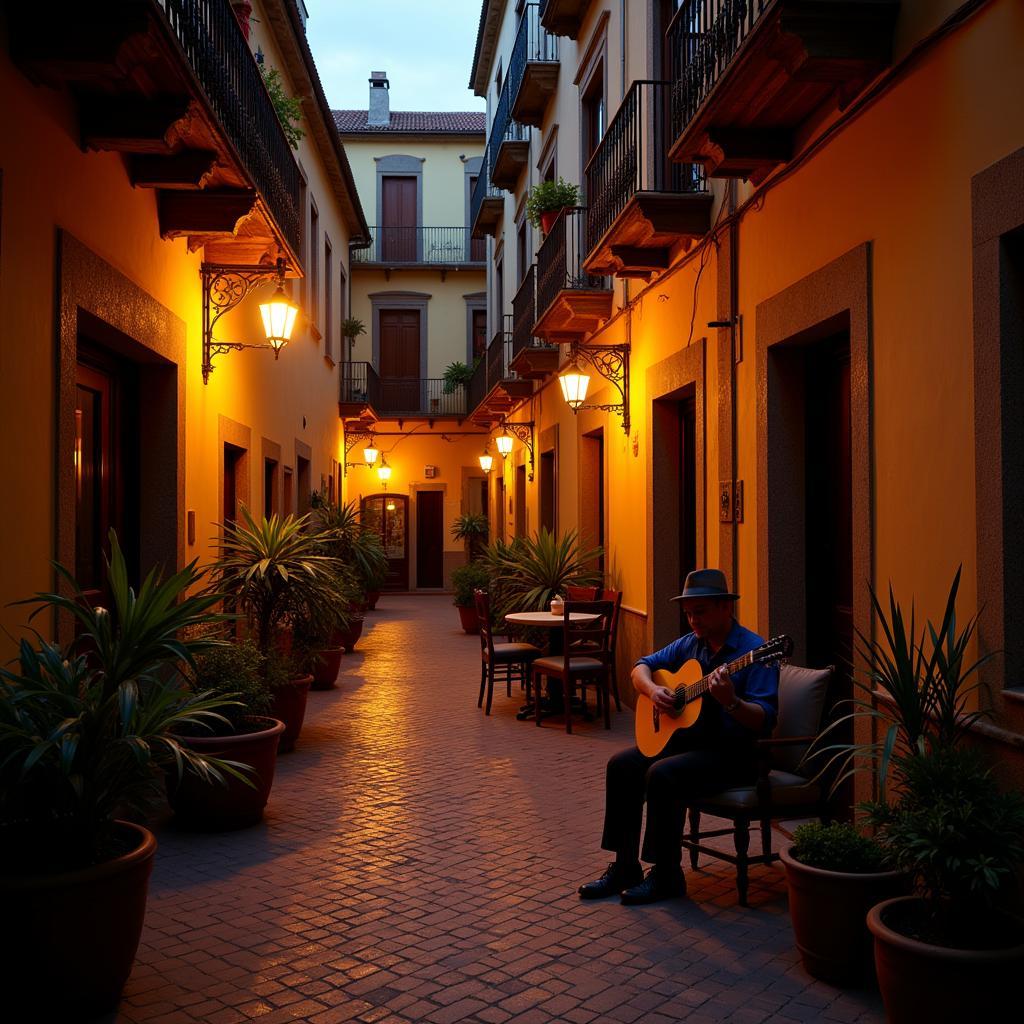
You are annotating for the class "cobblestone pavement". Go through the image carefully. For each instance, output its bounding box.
[107,595,883,1024]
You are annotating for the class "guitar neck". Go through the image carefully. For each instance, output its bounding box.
[678,651,754,703]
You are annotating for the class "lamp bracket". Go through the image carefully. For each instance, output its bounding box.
[201,258,287,384]
[343,429,375,472]
[570,343,630,434]
[500,419,536,481]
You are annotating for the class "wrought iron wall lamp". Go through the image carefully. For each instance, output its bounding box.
[343,429,377,472]
[558,342,630,434]
[496,419,536,481]
[201,257,299,383]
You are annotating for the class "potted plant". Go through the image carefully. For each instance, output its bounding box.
[211,507,345,750]
[316,499,389,612]
[0,533,241,1014]
[526,177,580,234]
[169,638,287,827]
[442,360,473,395]
[341,317,367,362]
[451,561,491,633]
[452,511,489,562]
[259,64,304,149]
[780,822,907,985]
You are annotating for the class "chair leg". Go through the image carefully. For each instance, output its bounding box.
[477,662,486,709]
[761,816,772,858]
[734,816,751,906]
[534,670,543,726]
[601,671,611,730]
[611,663,622,712]
[485,663,495,715]
[564,677,573,734]
[507,663,513,698]
[688,808,701,869]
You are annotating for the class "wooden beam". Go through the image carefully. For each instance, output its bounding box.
[609,246,670,272]
[80,95,192,154]
[157,189,258,238]
[129,151,219,189]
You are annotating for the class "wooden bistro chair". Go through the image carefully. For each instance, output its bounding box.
[568,589,624,712]
[531,600,615,733]
[565,585,599,600]
[473,589,542,715]
[682,664,833,906]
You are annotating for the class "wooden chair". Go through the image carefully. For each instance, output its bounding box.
[600,589,623,711]
[565,585,599,600]
[682,664,833,905]
[473,589,542,715]
[531,600,614,733]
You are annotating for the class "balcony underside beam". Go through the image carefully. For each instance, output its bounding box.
[129,150,220,189]
[534,290,613,341]
[158,189,259,238]
[511,64,559,127]
[492,141,529,191]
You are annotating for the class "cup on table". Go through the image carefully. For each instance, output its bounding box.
[550,597,565,616]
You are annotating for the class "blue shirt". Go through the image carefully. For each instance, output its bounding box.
[637,619,779,738]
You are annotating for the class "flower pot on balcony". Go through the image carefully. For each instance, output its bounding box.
[867,896,1024,1024]
[270,675,312,752]
[311,647,344,690]
[169,716,285,829]
[1,820,156,1015]
[780,844,908,985]
[458,604,480,634]
[540,208,568,234]
[230,1,253,39]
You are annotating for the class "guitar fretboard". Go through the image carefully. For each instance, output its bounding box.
[674,651,754,706]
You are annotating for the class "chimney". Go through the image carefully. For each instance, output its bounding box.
[368,71,390,127]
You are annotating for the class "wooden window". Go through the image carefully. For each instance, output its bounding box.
[517,217,528,286]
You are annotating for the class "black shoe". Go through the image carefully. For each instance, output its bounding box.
[578,860,644,900]
[619,866,687,905]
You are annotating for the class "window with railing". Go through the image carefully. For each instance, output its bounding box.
[537,207,608,320]
[339,362,469,416]
[351,227,484,265]
[586,80,707,251]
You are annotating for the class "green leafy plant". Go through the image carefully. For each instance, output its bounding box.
[210,507,346,659]
[0,533,244,873]
[451,561,491,609]
[315,500,389,596]
[184,638,273,736]
[452,512,489,561]
[260,65,304,148]
[341,318,366,339]
[482,528,602,622]
[864,747,1024,947]
[810,568,992,799]
[442,360,473,394]
[526,177,579,230]
[791,822,890,874]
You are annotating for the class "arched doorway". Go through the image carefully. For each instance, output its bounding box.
[361,493,409,590]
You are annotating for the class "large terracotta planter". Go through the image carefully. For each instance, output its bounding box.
[457,603,480,634]
[780,844,908,985]
[338,615,365,653]
[169,716,285,829]
[311,646,344,690]
[868,896,1024,1023]
[270,674,312,752]
[0,820,156,1014]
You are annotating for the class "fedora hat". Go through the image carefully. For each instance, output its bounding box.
[670,568,739,602]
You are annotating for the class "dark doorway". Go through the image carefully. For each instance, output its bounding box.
[264,457,278,519]
[582,429,605,576]
[283,467,293,516]
[678,395,697,633]
[515,464,527,536]
[416,490,445,587]
[495,475,506,542]
[296,454,311,512]
[379,308,420,412]
[75,351,140,602]
[381,175,417,261]
[539,450,555,533]
[361,493,409,589]
[224,443,245,525]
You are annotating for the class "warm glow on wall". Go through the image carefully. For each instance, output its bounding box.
[258,283,299,355]
[558,364,591,409]
[496,433,514,458]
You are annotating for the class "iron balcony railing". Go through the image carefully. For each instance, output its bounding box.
[537,207,608,322]
[468,344,489,412]
[669,0,769,143]
[470,157,502,230]
[339,362,468,416]
[586,80,707,252]
[508,3,559,110]
[513,264,553,360]
[157,0,300,255]
[486,314,515,388]
[487,76,529,185]
[351,226,485,266]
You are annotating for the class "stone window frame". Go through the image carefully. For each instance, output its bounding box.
[375,154,425,260]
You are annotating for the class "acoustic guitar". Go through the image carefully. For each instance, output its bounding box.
[634,635,793,757]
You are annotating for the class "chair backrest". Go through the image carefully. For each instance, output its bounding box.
[599,589,622,654]
[772,664,833,775]
[473,588,497,658]
[565,585,599,601]
[561,600,614,668]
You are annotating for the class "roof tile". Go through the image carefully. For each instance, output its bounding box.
[333,110,486,134]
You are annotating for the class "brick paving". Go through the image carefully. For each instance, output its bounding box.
[105,595,883,1024]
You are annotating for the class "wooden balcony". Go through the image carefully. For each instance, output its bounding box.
[8,0,302,269]
[584,81,713,279]
[534,208,613,342]
[508,4,559,128]
[539,0,594,40]
[668,0,899,183]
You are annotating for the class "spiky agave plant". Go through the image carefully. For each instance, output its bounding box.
[0,532,246,871]
[315,500,389,596]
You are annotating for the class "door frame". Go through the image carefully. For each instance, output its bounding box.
[375,155,424,233]
[369,291,430,379]
[361,492,411,590]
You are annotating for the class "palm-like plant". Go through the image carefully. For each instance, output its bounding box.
[211,507,348,657]
[452,512,489,561]
[0,533,243,872]
[483,528,602,622]
[315,500,389,596]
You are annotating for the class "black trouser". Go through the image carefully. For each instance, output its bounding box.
[600,727,757,867]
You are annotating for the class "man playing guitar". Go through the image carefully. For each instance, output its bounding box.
[578,569,780,905]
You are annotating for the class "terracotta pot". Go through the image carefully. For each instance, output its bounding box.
[457,603,480,634]
[230,0,253,39]
[270,674,312,752]
[169,716,285,829]
[540,208,566,234]
[311,647,344,690]
[868,896,1024,1023]
[365,590,381,610]
[338,616,365,653]
[0,820,156,1014]
[780,844,908,985]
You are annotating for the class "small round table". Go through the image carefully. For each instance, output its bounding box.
[505,610,599,720]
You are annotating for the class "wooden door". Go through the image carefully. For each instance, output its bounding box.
[361,494,409,590]
[381,176,416,261]
[379,309,420,412]
[416,491,444,588]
